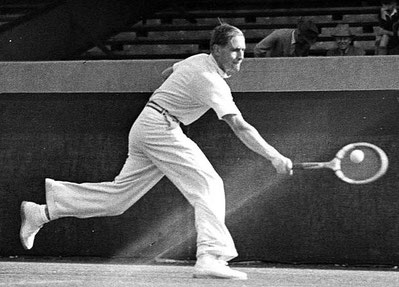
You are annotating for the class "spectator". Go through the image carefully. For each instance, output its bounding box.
[327,24,366,56]
[375,0,399,55]
[254,18,319,57]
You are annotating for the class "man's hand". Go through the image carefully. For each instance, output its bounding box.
[271,155,293,175]
[381,28,393,36]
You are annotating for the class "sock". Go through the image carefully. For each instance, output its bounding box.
[39,205,51,224]
[44,206,51,221]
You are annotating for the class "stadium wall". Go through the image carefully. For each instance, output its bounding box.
[0,56,398,266]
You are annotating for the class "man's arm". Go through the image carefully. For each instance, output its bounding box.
[223,113,292,174]
[253,33,275,57]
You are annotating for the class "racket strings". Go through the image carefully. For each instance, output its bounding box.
[337,144,388,184]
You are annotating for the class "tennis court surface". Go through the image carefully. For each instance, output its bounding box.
[1,259,399,287]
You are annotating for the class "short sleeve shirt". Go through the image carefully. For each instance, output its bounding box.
[150,53,241,125]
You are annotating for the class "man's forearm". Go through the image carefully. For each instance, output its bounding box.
[233,124,281,161]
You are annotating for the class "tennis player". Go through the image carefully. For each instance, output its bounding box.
[20,24,292,280]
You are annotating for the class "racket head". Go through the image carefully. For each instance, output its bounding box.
[334,142,389,184]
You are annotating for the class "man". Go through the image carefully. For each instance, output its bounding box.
[20,24,292,280]
[327,24,365,56]
[376,0,399,55]
[254,18,319,57]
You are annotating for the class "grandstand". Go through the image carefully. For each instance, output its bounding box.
[83,1,382,58]
[0,0,384,60]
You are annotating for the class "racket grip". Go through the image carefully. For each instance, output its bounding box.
[293,162,323,169]
[293,163,306,169]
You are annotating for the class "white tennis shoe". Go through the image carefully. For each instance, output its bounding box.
[193,254,247,280]
[20,201,49,250]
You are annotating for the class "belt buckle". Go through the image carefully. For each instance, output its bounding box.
[147,101,179,124]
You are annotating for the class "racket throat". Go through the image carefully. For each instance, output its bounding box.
[327,157,341,171]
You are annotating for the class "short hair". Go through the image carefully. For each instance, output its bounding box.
[297,19,319,36]
[210,24,243,49]
[381,0,396,4]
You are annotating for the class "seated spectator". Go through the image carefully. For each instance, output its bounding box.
[254,18,319,57]
[327,24,366,56]
[375,0,399,55]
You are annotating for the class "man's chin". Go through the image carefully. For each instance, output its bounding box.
[226,66,241,76]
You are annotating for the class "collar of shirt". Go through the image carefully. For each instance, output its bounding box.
[291,30,296,45]
[209,54,231,79]
[382,8,398,20]
[289,30,297,55]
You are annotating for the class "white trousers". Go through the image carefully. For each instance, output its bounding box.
[45,106,238,261]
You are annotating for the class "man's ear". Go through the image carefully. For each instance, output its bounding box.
[212,44,221,56]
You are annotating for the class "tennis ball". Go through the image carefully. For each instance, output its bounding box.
[350,149,364,164]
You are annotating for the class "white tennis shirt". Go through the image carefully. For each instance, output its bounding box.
[150,53,241,126]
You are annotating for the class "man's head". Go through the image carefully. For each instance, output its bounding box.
[210,24,246,76]
[381,0,397,13]
[294,19,319,56]
[331,24,354,51]
[296,19,319,46]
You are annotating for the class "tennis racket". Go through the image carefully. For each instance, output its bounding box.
[293,142,389,184]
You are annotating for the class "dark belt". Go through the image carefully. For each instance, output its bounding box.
[146,100,179,123]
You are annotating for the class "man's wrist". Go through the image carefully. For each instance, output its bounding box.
[267,152,282,162]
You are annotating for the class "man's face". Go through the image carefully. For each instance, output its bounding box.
[335,36,351,51]
[297,32,317,46]
[295,32,317,56]
[213,35,246,76]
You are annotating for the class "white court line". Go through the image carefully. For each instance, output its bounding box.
[0,280,83,286]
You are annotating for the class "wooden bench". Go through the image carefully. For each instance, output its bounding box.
[0,0,64,31]
[107,35,376,45]
[148,6,380,22]
[126,20,379,37]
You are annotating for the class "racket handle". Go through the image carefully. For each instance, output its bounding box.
[293,162,324,169]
